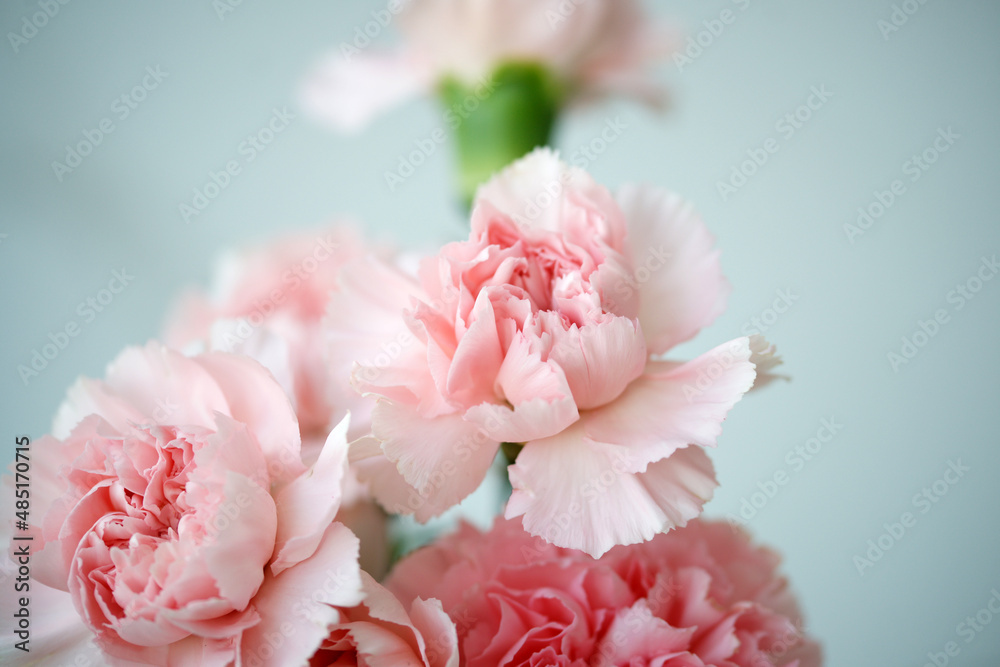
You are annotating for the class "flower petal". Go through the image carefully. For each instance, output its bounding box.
[52,342,229,438]
[616,185,730,354]
[371,402,499,521]
[581,337,758,471]
[463,331,579,443]
[194,351,304,483]
[507,424,717,558]
[301,50,433,132]
[472,148,626,248]
[239,522,363,667]
[541,314,646,410]
[271,415,351,575]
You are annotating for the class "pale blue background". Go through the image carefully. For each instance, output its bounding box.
[2,1,999,665]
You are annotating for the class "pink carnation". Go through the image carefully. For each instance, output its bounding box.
[351,149,775,557]
[12,343,364,666]
[302,0,675,132]
[387,517,822,667]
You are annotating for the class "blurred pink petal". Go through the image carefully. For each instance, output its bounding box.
[303,0,676,131]
[302,51,434,132]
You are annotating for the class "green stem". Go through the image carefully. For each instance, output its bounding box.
[439,62,565,211]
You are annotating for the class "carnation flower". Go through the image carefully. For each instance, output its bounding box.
[350,148,777,557]
[386,517,822,667]
[8,343,364,666]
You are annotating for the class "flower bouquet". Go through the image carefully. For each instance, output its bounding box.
[3,1,822,665]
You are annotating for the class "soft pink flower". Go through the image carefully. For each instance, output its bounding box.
[302,0,675,131]
[351,149,777,557]
[309,572,459,667]
[164,227,412,577]
[164,226,372,442]
[13,343,363,666]
[387,517,822,667]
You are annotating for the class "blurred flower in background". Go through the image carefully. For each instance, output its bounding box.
[302,0,676,204]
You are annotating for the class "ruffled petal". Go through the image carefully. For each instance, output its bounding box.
[463,331,579,443]
[370,402,499,521]
[615,185,730,354]
[507,424,717,558]
[581,337,758,471]
[472,148,626,249]
[326,254,424,438]
[330,572,458,667]
[593,600,693,663]
[350,444,437,521]
[542,315,646,410]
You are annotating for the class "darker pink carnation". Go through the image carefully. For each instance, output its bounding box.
[387,517,821,667]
